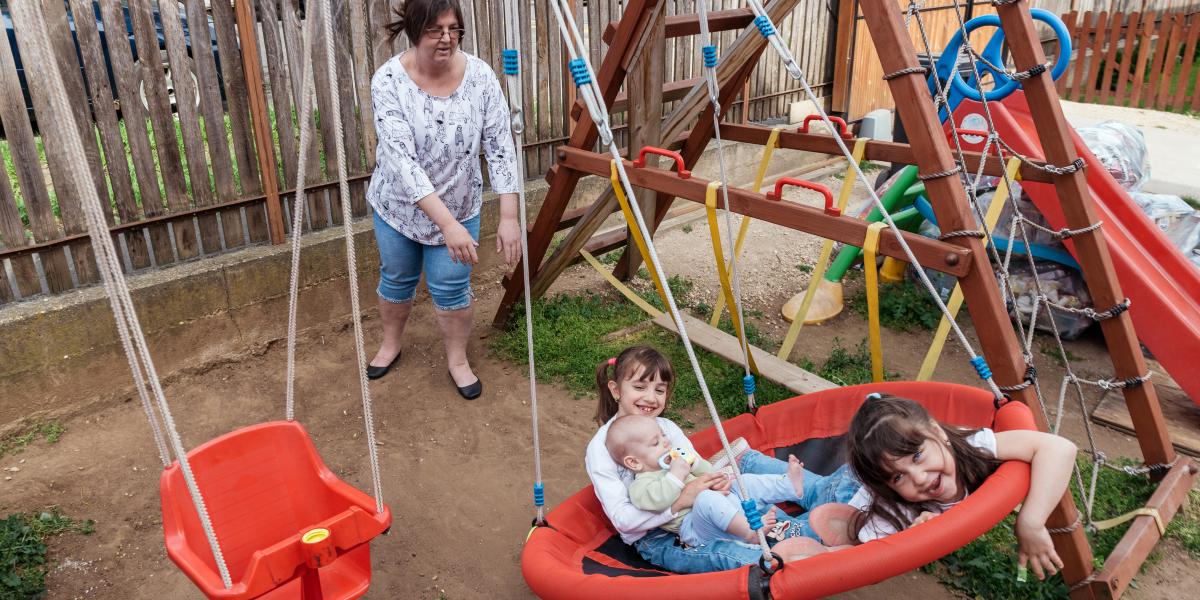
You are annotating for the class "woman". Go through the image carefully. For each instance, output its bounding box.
[367,0,521,399]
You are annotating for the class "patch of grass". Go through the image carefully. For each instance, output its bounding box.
[491,289,795,420]
[681,224,694,234]
[1181,196,1200,211]
[848,279,942,332]
[598,249,622,265]
[0,509,94,600]
[796,263,814,274]
[1039,343,1081,368]
[0,420,65,461]
[809,337,898,385]
[929,457,1200,599]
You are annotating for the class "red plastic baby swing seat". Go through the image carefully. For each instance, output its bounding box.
[522,382,1036,599]
[160,421,392,599]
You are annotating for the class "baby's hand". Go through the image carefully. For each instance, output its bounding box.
[1015,521,1064,581]
[668,452,692,479]
[761,505,778,530]
[912,511,938,526]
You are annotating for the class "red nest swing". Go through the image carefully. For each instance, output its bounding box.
[522,381,1035,599]
[160,421,392,599]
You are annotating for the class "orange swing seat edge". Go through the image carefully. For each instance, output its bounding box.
[522,382,1036,600]
[160,420,392,600]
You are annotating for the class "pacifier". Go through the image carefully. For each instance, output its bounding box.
[657,447,696,470]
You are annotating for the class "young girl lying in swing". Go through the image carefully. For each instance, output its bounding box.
[810,393,1076,581]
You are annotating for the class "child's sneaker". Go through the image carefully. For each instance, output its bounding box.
[709,437,750,471]
[764,520,793,546]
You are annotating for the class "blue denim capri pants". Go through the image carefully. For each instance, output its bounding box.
[374,211,480,311]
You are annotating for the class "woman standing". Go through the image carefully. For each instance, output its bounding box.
[367,0,521,399]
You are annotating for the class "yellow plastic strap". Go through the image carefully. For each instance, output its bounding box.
[610,160,669,311]
[710,126,782,327]
[917,157,1022,381]
[862,222,887,382]
[706,181,759,374]
[578,249,663,318]
[1092,507,1165,536]
[778,137,870,360]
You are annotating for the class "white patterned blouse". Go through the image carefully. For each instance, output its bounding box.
[366,51,519,245]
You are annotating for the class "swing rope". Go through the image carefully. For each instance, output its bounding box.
[499,0,547,525]
[7,2,233,588]
[742,0,1008,402]
[547,0,776,563]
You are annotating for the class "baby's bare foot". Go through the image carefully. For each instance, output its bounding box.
[787,455,805,498]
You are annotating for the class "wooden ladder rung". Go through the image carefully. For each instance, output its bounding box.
[602,9,755,45]
[572,77,702,120]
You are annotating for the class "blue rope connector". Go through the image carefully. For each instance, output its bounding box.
[533,483,545,507]
[743,374,756,396]
[502,48,519,75]
[754,15,776,38]
[702,45,718,68]
[971,356,993,381]
[568,58,591,86]
[742,499,763,530]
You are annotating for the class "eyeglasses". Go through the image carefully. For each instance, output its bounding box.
[423,27,466,41]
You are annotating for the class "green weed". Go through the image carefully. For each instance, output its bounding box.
[811,338,897,385]
[0,509,94,600]
[848,279,942,332]
[0,421,65,461]
[1039,343,1081,368]
[681,224,694,234]
[796,263,814,273]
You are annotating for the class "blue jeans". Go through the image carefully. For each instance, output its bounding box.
[373,211,480,310]
[680,473,799,547]
[634,452,863,572]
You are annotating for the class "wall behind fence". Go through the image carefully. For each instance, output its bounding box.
[0,0,836,308]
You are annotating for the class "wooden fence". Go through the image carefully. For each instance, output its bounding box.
[1059,8,1200,112]
[0,0,840,307]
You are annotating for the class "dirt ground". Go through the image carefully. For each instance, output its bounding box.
[3,168,1198,599]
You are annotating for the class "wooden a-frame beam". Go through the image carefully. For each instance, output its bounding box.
[602,9,756,45]
[857,0,1096,589]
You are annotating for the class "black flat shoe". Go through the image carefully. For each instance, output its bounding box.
[366,351,401,380]
[450,372,482,400]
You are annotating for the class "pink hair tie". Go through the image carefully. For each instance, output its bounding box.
[607,357,617,366]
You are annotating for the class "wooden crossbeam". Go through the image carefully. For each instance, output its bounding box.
[719,123,1059,183]
[557,146,971,277]
[602,9,756,44]
[574,77,702,120]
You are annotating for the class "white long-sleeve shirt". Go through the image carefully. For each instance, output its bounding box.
[585,416,698,544]
[366,51,518,245]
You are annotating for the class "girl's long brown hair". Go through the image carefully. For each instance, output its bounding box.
[594,346,676,425]
[846,394,1001,540]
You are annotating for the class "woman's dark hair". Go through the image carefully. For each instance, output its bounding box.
[594,346,676,425]
[846,394,1001,541]
[385,0,466,45]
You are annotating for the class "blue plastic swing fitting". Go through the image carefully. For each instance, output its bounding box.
[568,58,591,86]
[702,45,718,68]
[533,483,545,507]
[743,375,756,396]
[502,49,519,75]
[742,499,764,530]
[971,356,993,380]
[753,15,775,37]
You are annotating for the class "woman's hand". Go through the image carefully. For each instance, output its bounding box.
[444,221,479,265]
[1015,520,1064,581]
[670,473,724,513]
[496,215,521,267]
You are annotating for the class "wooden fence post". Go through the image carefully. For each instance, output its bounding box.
[234,0,286,245]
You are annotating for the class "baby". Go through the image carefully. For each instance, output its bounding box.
[606,414,807,547]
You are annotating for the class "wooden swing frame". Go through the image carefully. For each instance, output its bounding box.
[495,1,1196,597]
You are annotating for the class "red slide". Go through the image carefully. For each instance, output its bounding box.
[948,92,1200,406]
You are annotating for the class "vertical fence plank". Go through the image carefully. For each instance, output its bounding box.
[258,0,299,186]
[211,0,264,198]
[371,0,395,70]
[1114,12,1142,105]
[1146,12,1172,107]
[185,0,237,210]
[309,3,336,228]
[94,0,173,265]
[524,0,541,173]
[1084,11,1109,103]
[1171,13,1198,110]
[336,0,365,181]
[66,0,147,270]
[1156,12,1184,110]
[535,0,552,177]
[0,158,38,300]
[1099,10,1125,103]
[1130,11,1157,107]
[1070,12,1094,101]
[1058,10,1078,96]
[350,0,377,172]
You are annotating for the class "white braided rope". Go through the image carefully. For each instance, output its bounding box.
[321,0,385,514]
[285,1,320,422]
[549,0,776,562]
[500,0,546,523]
[6,2,233,588]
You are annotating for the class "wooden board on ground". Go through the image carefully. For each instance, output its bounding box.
[1093,373,1200,457]
[652,312,837,396]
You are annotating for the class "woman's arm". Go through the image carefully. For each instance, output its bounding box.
[417,194,479,264]
[994,429,1077,580]
[495,193,519,267]
[481,71,521,267]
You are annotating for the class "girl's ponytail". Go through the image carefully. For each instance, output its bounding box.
[595,357,619,425]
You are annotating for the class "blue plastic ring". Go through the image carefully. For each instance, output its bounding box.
[945,9,1071,102]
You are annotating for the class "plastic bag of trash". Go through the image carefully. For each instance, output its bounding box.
[1006,261,1094,340]
[1076,121,1150,191]
[1129,191,1200,255]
